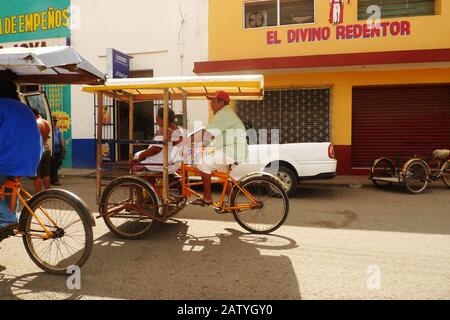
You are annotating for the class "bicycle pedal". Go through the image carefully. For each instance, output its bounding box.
[214,208,232,215]
[189,200,212,207]
[0,229,15,242]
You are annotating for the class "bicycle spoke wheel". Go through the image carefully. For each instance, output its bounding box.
[230,176,289,234]
[371,158,396,188]
[20,190,93,275]
[404,161,429,194]
[442,161,450,188]
[100,177,160,239]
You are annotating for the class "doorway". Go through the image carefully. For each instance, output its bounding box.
[117,69,155,161]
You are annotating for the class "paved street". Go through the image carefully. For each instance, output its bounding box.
[0,173,449,300]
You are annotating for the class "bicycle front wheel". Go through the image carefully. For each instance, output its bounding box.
[230,176,289,234]
[19,190,94,275]
[442,161,450,188]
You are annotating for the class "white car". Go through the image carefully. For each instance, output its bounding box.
[231,142,337,196]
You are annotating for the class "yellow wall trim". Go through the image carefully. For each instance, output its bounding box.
[209,0,450,61]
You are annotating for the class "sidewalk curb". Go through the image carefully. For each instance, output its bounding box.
[60,169,96,178]
[302,181,372,188]
[60,170,374,187]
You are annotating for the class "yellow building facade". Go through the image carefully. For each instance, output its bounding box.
[195,0,450,174]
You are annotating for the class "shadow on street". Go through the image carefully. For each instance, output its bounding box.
[0,221,301,300]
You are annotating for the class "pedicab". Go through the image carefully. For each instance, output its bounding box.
[83,75,290,239]
[0,46,104,274]
[369,142,450,194]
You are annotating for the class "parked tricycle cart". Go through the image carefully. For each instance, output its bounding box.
[369,143,450,194]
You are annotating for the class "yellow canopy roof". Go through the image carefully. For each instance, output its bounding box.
[82,75,264,102]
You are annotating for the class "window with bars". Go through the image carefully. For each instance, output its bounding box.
[236,88,330,144]
[244,0,314,29]
[358,0,435,20]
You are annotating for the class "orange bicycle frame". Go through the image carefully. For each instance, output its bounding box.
[180,163,259,211]
[0,178,56,239]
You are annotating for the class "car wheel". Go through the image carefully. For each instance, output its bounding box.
[275,166,298,197]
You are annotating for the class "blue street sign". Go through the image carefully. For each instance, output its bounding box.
[107,48,130,79]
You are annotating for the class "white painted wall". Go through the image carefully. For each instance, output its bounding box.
[70,0,209,139]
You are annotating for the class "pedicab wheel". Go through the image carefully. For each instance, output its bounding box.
[442,162,450,188]
[404,160,429,194]
[19,190,94,275]
[230,176,289,234]
[100,176,160,239]
[371,158,395,188]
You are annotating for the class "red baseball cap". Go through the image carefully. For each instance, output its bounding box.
[206,90,230,104]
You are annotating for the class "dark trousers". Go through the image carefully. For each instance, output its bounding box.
[51,152,63,185]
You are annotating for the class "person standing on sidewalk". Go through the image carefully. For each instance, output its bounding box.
[32,109,52,192]
[51,117,65,186]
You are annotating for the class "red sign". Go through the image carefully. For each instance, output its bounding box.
[267,21,411,45]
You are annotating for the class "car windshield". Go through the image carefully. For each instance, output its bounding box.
[25,94,49,121]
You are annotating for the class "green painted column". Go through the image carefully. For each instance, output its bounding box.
[44,85,72,168]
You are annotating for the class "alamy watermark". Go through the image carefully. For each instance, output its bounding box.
[366,5,381,29]
[183,125,281,171]
[69,5,82,31]
[66,265,81,290]
[367,265,382,290]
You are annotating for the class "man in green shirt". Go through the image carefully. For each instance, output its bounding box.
[192,91,248,206]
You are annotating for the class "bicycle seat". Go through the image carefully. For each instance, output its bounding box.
[432,149,450,160]
[210,163,239,175]
[228,162,239,170]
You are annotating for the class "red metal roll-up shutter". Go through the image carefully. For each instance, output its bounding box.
[352,85,450,168]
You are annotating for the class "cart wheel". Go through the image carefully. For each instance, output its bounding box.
[404,160,429,194]
[99,176,161,239]
[442,161,450,188]
[230,176,289,234]
[371,158,395,188]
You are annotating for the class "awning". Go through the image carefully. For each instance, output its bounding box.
[82,75,264,101]
[194,49,450,75]
[0,46,105,85]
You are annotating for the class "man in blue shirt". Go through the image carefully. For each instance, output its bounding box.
[0,79,42,235]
